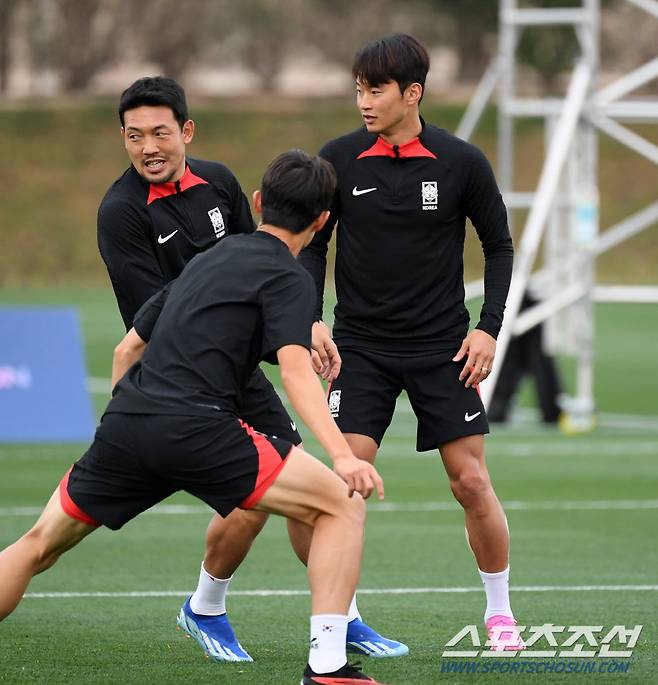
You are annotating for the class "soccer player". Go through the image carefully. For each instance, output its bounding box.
[98,76,403,661]
[299,34,524,650]
[0,150,387,685]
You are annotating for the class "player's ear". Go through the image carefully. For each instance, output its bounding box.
[406,83,422,106]
[182,119,195,143]
[312,210,330,233]
[252,190,262,215]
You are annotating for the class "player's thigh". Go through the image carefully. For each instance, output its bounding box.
[439,434,488,482]
[254,447,364,527]
[25,487,98,563]
[328,348,401,447]
[344,433,378,464]
[239,367,302,444]
[403,355,489,452]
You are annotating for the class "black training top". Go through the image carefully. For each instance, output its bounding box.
[298,120,514,355]
[107,232,315,418]
[97,157,255,330]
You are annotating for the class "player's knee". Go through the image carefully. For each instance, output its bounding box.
[306,488,365,532]
[343,492,366,528]
[450,469,492,509]
[320,492,365,538]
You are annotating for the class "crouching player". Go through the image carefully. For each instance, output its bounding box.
[0,151,386,685]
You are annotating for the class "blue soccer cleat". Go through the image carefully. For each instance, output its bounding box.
[176,597,253,662]
[346,618,409,658]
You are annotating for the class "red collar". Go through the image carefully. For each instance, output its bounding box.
[147,165,208,205]
[357,136,437,160]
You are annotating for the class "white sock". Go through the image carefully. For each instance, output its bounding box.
[479,566,513,622]
[347,594,361,622]
[189,563,231,616]
[308,614,348,674]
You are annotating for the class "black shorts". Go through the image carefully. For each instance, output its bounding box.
[327,348,489,451]
[60,411,292,530]
[240,368,301,444]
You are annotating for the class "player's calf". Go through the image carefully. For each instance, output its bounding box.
[202,508,269,579]
[258,452,366,615]
[255,448,377,679]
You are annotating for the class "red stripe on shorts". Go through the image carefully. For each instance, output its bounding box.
[58,468,101,527]
[238,420,291,509]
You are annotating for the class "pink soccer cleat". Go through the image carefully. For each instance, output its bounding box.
[485,615,526,651]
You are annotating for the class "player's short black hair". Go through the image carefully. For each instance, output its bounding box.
[119,76,189,129]
[261,150,336,234]
[352,33,430,100]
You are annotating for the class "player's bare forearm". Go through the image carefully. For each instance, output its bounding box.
[111,328,147,389]
[277,344,383,499]
[279,345,352,460]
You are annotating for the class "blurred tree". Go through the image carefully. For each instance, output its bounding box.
[516,0,581,91]
[417,0,619,90]
[301,0,450,78]
[303,0,405,65]
[2,0,634,99]
[135,0,216,80]
[418,0,498,81]
[46,0,126,92]
[230,0,305,92]
[602,0,657,91]
[516,0,616,91]
[517,25,580,91]
[0,0,20,94]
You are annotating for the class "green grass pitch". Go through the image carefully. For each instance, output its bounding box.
[0,287,657,684]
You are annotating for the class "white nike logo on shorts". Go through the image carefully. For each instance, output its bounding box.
[290,420,297,432]
[352,186,377,196]
[465,411,481,422]
[158,229,178,244]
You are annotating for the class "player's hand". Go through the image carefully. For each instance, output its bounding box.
[333,456,384,500]
[311,320,341,382]
[311,349,324,375]
[453,329,496,388]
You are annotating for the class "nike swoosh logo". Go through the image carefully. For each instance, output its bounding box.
[157,230,178,244]
[465,411,481,422]
[352,186,377,196]
[290,420,297,432]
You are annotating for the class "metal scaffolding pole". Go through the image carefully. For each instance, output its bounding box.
[482,61,593,407]
[457,0,658,429]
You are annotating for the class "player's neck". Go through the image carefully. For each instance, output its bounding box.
[257,225,306,256]
[379,112,422,147]
[169,159,188,183]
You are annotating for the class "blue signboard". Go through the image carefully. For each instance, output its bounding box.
[0,308,95,442]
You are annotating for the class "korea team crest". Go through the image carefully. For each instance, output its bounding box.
[328,390,342,417]
[208,207,226,238]
[421,181,438,211]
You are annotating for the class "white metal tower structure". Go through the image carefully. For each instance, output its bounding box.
[457,0,658,429]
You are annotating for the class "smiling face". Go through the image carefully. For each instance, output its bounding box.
[356,79,422,143]
[122,105,194,184]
